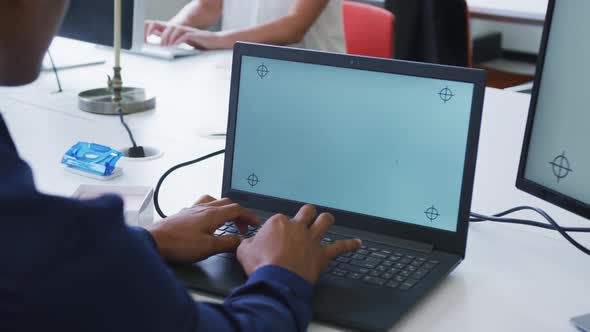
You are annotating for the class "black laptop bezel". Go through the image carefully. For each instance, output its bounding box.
[223,42,486,257]
[515,1,590,220]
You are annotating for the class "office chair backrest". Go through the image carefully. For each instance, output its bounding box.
[343,1,395,59]
[385,0,471,67]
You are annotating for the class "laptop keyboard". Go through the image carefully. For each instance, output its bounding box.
[215,222,439,291]
[214,222,259,238]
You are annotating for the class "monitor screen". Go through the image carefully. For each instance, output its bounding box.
[231,55,475,232]
[59,0,135,49]
[521,0,590,209]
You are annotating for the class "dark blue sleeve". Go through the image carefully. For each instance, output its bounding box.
[129,227,314,332]
[0,116,314,331]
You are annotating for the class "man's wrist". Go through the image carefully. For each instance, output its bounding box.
[130,227,161,254]
[248,265,314,302]
[146,228,166,257]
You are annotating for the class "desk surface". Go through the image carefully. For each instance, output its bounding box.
[466,0,548,25]
[0,39,588,332]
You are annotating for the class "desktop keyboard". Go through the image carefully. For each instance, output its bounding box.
[138,44,200,60]
[215,222,439,291]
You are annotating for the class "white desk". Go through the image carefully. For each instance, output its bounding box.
[1,40,588,332]
[467,0,548,25]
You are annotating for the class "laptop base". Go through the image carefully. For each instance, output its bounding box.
[172,239,461,332]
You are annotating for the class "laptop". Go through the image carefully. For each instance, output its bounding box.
[173,42,486,332]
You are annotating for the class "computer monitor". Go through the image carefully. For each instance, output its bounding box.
[56,0,196,60]
[517,0,590,220]
[59,0,143,51]
[43,0,143,70]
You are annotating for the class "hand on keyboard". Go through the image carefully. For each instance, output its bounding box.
[236,205,362,284]
[148,195,260,263]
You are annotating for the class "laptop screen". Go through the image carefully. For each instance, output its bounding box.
[230,55,474,232]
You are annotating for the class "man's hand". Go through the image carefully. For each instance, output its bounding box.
[149,195,259,263]
[237,205,362,284]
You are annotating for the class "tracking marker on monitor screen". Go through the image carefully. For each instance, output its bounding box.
[549,151,573,183]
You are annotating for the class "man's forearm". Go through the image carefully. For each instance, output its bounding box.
[130,227,313,332]
[195,266,314,332]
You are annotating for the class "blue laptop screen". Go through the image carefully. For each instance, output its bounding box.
[231,55,474,232]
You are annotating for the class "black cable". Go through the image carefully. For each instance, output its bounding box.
[154,149,226,219]
[470,213,590,232]
[470,206,590,255]
[47,50,63,94]
[117,106,138,148]
[151,152,590,255]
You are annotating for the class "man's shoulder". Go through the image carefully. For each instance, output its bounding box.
[0,114,130,259]
[0,189,127,242]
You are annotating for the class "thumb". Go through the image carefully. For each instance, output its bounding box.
[210,235,242,254]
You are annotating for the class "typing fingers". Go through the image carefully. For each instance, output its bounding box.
[144,20,165,40]
[324,239,363,259]
[193,195,216,206]
[167,27,188,47]
[160,24,178,46]
[292,204,318,227]
[209,203,260,233]
[204,197,233,207]
[309,212,335,240]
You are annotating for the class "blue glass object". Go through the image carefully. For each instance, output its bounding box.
[62,142,122,176]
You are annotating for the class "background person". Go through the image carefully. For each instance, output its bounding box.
[145,0,346,52]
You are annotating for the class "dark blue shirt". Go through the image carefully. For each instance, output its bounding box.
[0,114,313,331]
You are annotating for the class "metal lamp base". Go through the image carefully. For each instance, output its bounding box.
[78,87,156,115]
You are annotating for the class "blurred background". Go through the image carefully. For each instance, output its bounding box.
[146,0,543,89]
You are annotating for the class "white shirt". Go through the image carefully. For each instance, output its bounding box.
[221,0,346,53]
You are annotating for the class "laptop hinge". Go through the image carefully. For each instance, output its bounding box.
[328,225,434,254]
[249,209,434,254]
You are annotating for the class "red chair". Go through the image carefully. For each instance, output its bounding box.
[343,1,395,59]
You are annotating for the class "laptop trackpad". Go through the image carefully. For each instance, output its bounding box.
[172,254,247,296]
